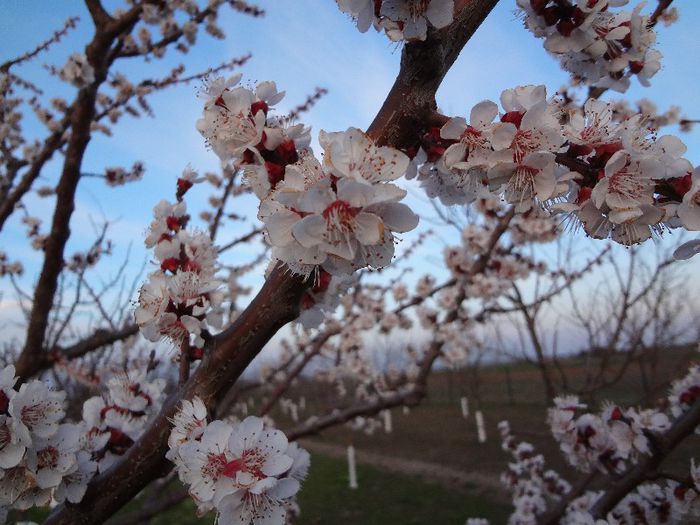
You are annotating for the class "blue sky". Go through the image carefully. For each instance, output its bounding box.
[1,0,699,354]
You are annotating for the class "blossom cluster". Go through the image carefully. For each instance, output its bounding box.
[0,364,78,516]
[81,369,165,473]
[167,402,309,525]
[0,252,23,277]
[0,364,166,521]
[336,0,455,41]
[126,0,263,58]
[411,84,696,246]
[196,76,419,279]
[497,420,571,524]
[548,395,670,474]
[516,0,661,92]
[258,129,419,277]
[478,365,700,525]
[58,53,95,88]
[135,169,224,352]
[443,220,549,301]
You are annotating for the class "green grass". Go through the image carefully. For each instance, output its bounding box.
[297,453,509,525]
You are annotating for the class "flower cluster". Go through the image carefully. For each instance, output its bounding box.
[0,251,23,277]
[196,76,420,278]
[412,86,569,210]
[336,0,455,41]
[498,420,571,524]
[668,364,700,430]
[548,395,670,474]
[258,129,419,277]
[0,365,80,515]
[168,404,309,525]
[516,0,661,92]
[443,220,548,300]
[411,84,695,246]
[104,161,145,187]
[58,53,95,88]
[479,364,700,524]
[196,74,310,200]
[81,369,165,473]
[135,169,224,351]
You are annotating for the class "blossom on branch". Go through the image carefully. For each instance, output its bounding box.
[168,405,309,525]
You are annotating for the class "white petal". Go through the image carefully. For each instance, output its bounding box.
[291,215,326,248]
[377,202,419,233]
[353,213,383,245]
[440,117,466,140]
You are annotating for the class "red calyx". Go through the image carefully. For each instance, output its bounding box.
[669,173,693,197]
[277,139,299,165]
[679,391,696,405]
[161,257,180,273]
[426,145,445,162]
[567,143,593,158]
[0,391,8,414]
[177,178,193,196]
[242,149,257,165]
[501,111,524,129]
[557,19,576,37]
[629,61,644,74]
[265,161,285,188]
[189,347,204,361]
[572,8,587,26]
[593,141,623,165]
[620,30,632,49]
[610,406,623,420]
[107,428,134,454]
[674,486,688,500]
[300,292,315,311]
[543,6,559,26]
[251,100,268,117]
[166,216,182,232]
[530,0,548,14]
[313,269,332,293]
[425,127,442,142]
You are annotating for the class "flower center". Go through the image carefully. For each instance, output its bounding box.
[202,452,228,480]
[223,449,266,484]
[322,200,360,232]
[37,446,59,469]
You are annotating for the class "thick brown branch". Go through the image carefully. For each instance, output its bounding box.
[367,0,500,149]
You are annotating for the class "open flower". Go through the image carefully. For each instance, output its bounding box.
[260,130,418,276]
[9,380,65,446]
[171,414,308,525]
